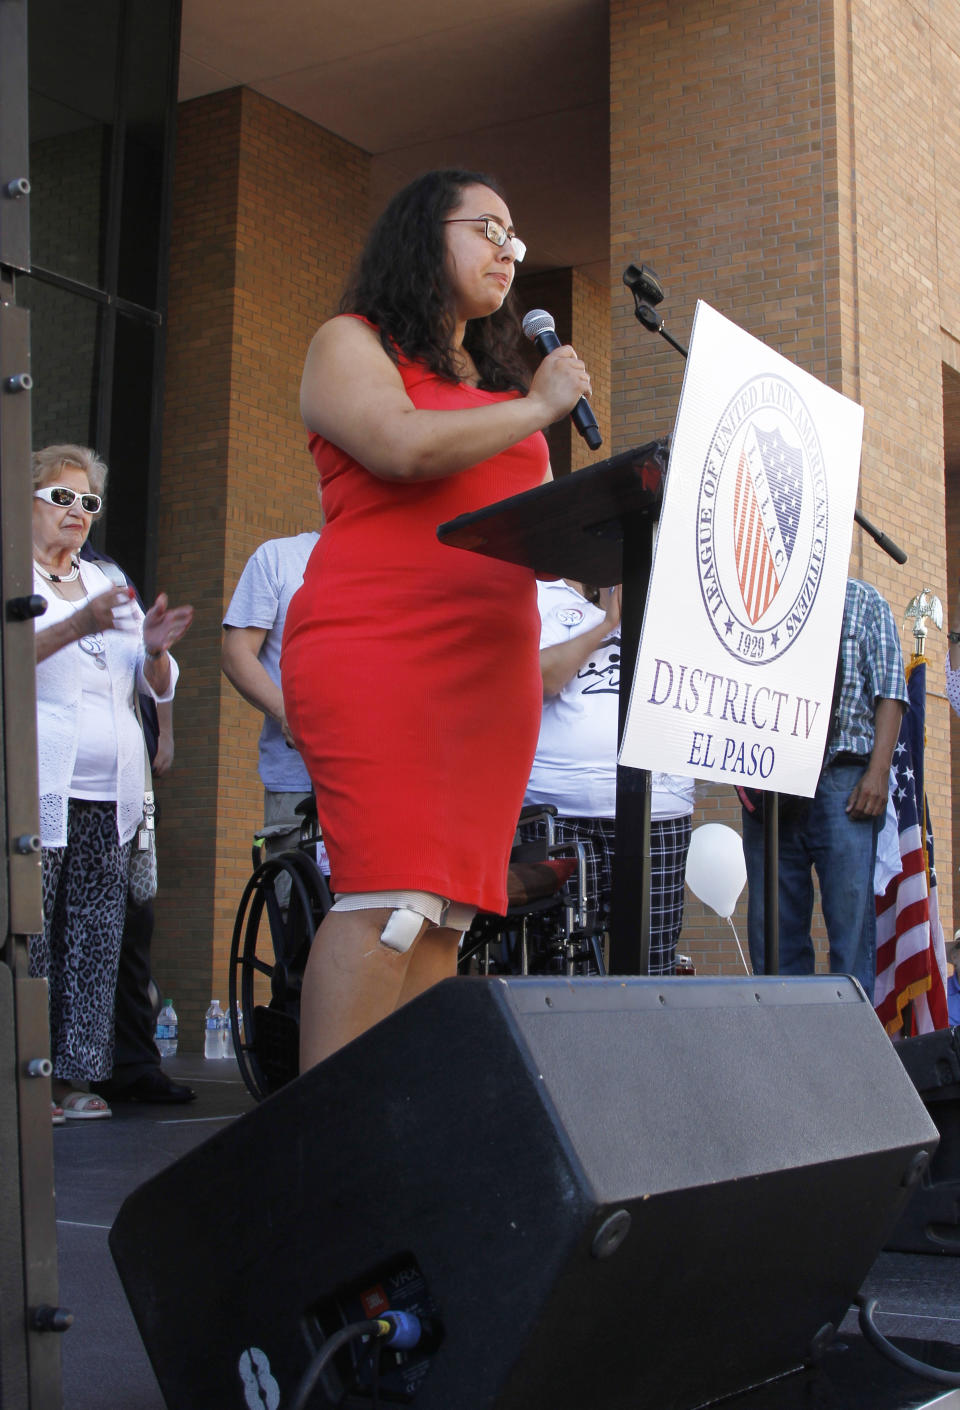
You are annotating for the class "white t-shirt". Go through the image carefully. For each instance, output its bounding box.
[223,532,319,791]
[524,580,695,821]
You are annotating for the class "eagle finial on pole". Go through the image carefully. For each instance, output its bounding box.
[902,588,943,656]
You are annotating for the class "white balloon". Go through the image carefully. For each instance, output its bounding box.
[684,823,747,919]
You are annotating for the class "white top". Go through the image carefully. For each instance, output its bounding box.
[34,559,178,847]
[67,596,118,798]
[525,580,695,821]
[223,532,319,791]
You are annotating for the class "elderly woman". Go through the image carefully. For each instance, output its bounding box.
[31,444,192,1120]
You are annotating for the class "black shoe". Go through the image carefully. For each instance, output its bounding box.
[95,1068,196,1104]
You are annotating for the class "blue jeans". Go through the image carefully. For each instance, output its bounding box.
[742,763,881,1001]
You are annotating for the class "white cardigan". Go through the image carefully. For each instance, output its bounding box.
[34,559,178,848]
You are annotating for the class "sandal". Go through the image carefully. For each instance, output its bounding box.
[51,1102,65,1125]
[61,1091,112,1121]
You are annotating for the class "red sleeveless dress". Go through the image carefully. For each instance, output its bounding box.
[282,334,548,915]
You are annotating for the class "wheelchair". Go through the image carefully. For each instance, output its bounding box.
[456,808,608,978]
[228,797,332,1101]
[228,799,607,1101]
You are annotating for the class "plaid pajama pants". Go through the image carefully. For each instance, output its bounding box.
[520,814,692,974]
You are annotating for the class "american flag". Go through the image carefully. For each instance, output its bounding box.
[874,657,949,1035]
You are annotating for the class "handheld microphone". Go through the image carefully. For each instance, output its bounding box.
[521,309,602,450]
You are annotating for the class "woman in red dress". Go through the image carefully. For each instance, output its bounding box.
[283,168,593,1065]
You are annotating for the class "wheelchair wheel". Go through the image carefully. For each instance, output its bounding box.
[228,848,332,1100]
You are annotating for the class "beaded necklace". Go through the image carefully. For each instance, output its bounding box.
[33,555,81,584]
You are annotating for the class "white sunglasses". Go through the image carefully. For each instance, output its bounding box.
[34,485,103,515]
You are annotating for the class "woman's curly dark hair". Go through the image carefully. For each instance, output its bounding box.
[341,168,529,393]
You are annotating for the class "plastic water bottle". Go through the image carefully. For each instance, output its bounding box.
[222,1003,235,1059]
[204,999,224,1059]
[155,999,178,1057]
[222,1003,241,1060]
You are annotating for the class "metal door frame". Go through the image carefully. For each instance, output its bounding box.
[1,1,67,1404]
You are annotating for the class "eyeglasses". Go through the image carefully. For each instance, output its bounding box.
[443,217,526,263]
[34,485,103,515]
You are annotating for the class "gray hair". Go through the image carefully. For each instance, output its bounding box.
[32,444,108,496]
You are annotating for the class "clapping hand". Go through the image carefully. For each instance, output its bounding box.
[142,593,194,657]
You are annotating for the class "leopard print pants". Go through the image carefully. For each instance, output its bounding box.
[30,799,132,1083]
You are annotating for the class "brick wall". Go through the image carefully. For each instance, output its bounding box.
[570,269,612,474]
[824,0,957,941]
[610,0,960,972]
[153,89,369,1045]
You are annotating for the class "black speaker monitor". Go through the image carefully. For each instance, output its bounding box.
[886,1023,960,1255]
[110,975,937,1410]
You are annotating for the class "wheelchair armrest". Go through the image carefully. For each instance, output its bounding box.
[254,824,300,842]
[545,839,598,934]
[513,805,557,856]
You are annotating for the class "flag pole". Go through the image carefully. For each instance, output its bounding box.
[875,588,949,1037]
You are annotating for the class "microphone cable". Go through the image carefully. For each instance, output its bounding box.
[288,1311,422,1410]
[856,1295,960,1387]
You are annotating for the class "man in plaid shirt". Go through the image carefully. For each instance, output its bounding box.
[741,578,907,1001]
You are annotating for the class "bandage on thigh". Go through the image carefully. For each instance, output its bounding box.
[330,890,476,953]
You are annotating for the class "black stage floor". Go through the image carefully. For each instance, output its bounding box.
[53,1054,960,1410]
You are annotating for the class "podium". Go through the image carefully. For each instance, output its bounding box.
[438,440,669,974]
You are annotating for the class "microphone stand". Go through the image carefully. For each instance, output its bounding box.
[627,279,907,978]
[630,297,908,565]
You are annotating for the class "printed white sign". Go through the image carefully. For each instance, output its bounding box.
[619,301,863,796]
